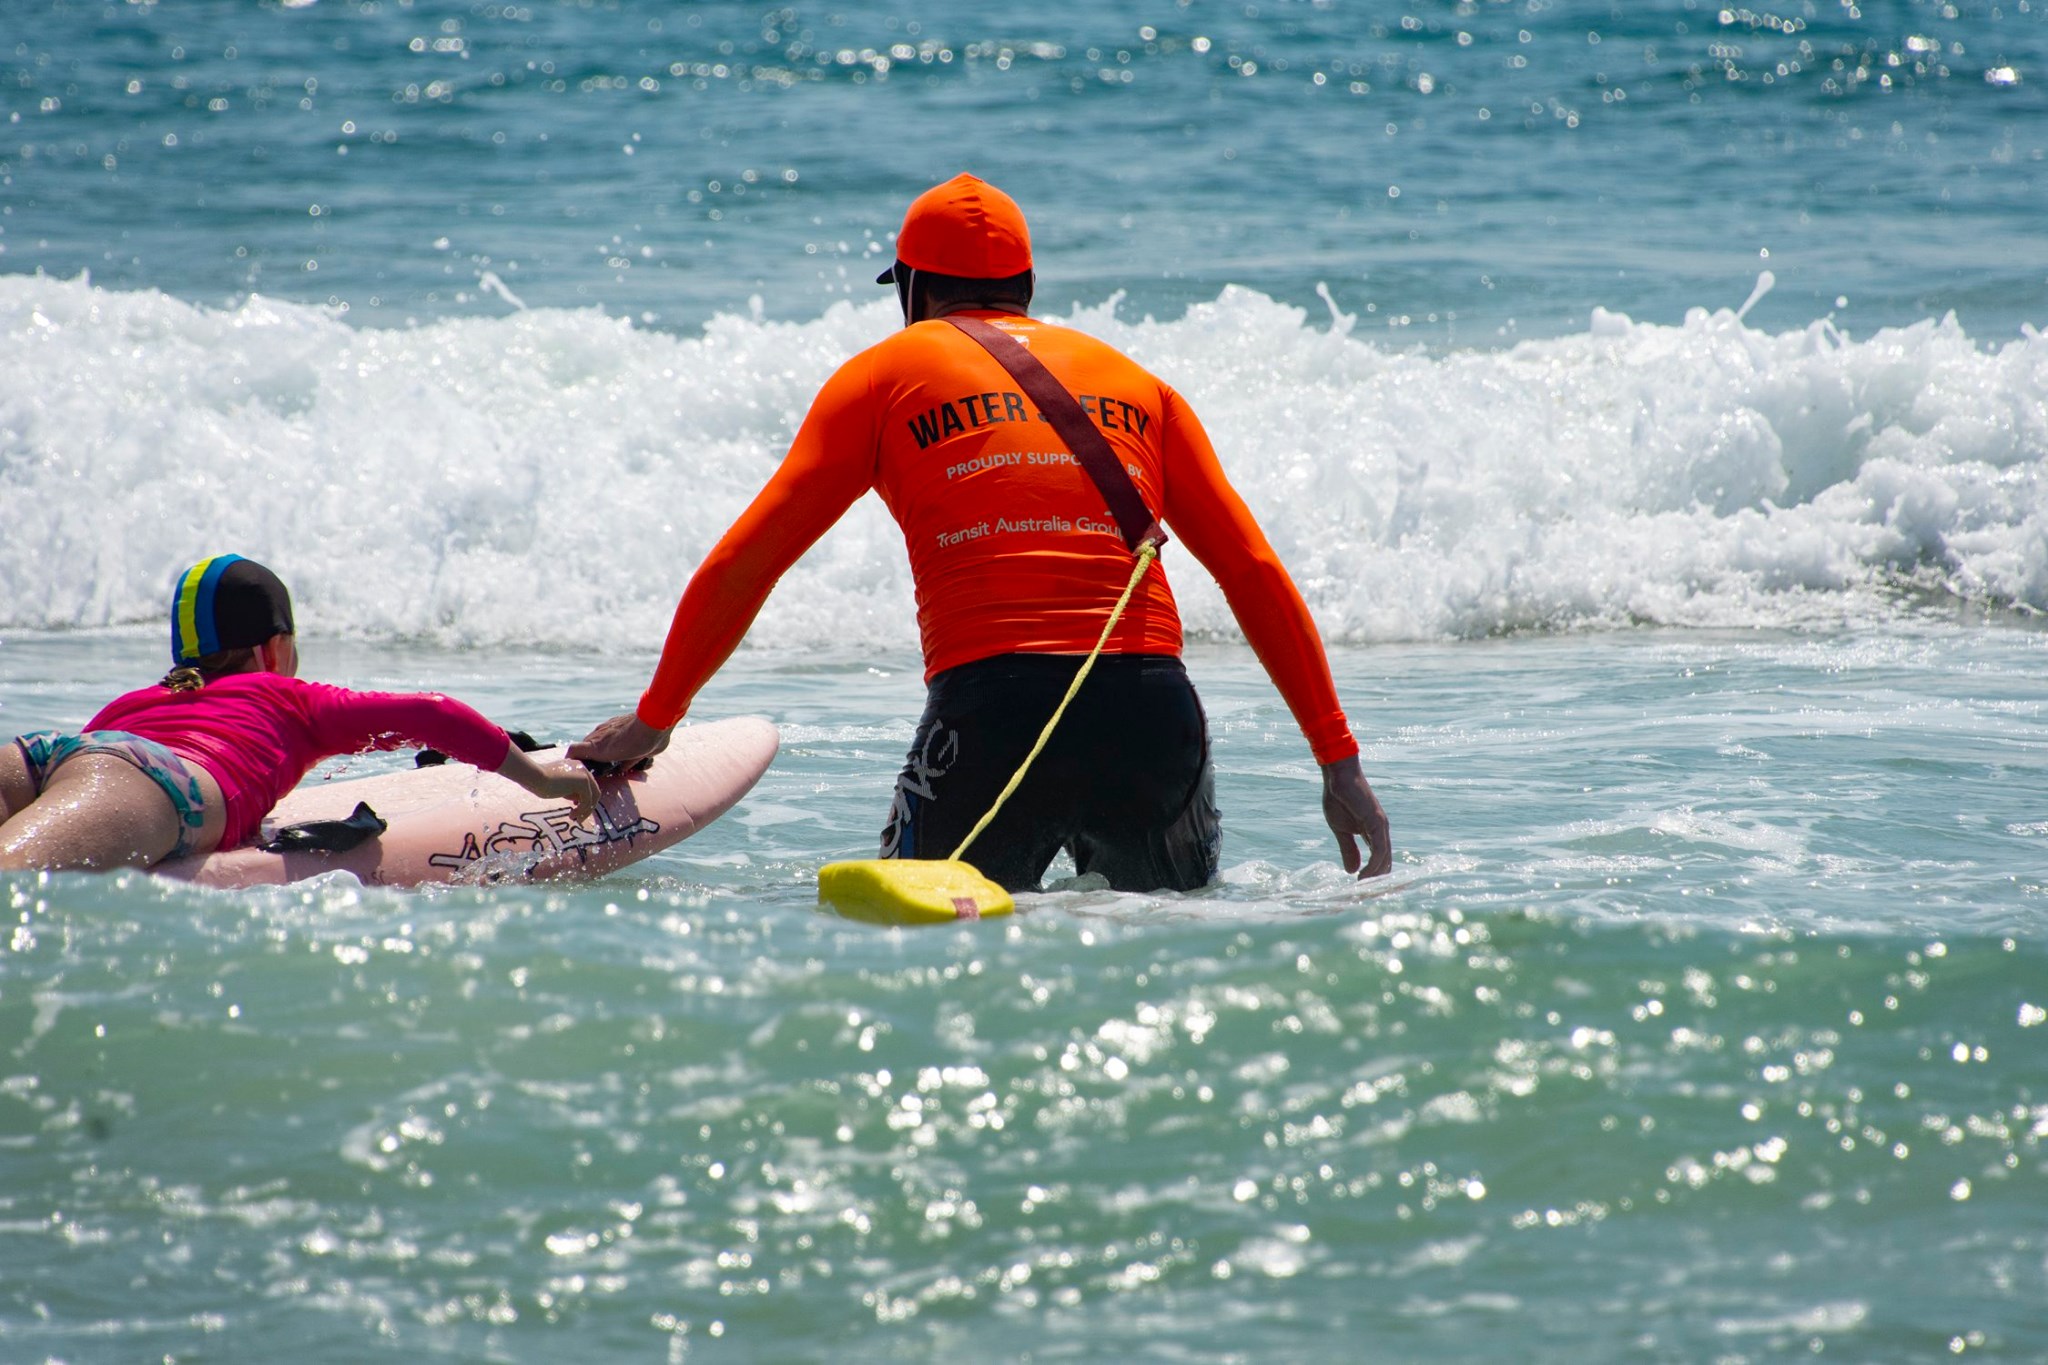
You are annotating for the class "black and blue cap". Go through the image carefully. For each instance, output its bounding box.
[169,555,294,664]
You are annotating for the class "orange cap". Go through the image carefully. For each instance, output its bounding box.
[874,173,1033,283]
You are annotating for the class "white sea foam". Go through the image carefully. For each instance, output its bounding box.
[2,273,2042,651]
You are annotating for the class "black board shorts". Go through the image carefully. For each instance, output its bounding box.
[880,653,1220,893]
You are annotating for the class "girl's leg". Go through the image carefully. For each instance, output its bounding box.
[0,755,187,871]
[0,742,35,823]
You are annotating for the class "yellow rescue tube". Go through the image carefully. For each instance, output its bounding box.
[818,859,1015,925]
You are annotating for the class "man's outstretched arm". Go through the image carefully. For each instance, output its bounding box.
[572,366,879,767]
[1159,390,1393,877]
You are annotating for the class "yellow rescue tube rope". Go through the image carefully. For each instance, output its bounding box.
[817,540,1158,925]
[948,539,1158,861]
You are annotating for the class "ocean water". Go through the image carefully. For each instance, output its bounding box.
[5,2,2048,1361]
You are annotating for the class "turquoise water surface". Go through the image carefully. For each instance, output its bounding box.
[5,626,2045,1360]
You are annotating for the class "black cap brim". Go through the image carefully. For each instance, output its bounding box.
[875,262,897,285]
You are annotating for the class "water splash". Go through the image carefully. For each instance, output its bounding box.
[3,274,2043,650]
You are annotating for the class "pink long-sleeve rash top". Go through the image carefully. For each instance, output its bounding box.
[87,672,512,850]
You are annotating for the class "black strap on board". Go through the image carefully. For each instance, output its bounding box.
[259,800,387,854]
[415,729,544,768]
[943,315,1167,554]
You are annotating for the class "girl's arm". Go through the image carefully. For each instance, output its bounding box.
[301,685,517,770]
[303,684,602,820]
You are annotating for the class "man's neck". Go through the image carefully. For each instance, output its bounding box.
[921,300,1030,322]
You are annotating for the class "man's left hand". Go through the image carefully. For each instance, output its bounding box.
[568,712,671,769]
[1321,756,1392,878]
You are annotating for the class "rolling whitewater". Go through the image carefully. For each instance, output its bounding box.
[3,2,2046,1361]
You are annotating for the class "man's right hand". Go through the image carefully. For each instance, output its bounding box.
[567,713,672,769]
[1321,755,1392,878]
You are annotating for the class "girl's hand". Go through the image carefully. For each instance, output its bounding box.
[532,760,601,822]
[498,744,601,820]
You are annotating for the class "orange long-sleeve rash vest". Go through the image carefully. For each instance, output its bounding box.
[636,312,1360,766]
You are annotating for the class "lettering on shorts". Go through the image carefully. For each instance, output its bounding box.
[881,722,959,859]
